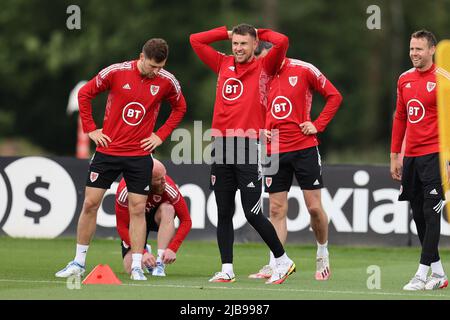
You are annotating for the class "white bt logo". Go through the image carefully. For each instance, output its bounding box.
[271,96,293,120]
[407,99,425,124]
[222,78,243,101]
[122,102,146,126]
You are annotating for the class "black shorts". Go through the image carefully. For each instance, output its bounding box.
[264,146,323,193]
[86,151,153,195]
[209,137,262,193]
[399,153,444,201]
[120,207,159,258]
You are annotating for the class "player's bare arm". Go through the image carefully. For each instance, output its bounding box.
[390,152,402,181]
[88,128,112,148]
[141,132,163,152]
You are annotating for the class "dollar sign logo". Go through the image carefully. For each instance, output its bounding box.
[24,176,51,224]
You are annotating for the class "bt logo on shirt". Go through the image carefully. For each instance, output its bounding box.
[407,99,425,124]
[271,96,293,120]
[122,102,146,126]
[222,78,243,101]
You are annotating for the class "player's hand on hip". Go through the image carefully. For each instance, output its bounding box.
[162,249,176,264]
[390,154,402,181]
[299,122,317,135]
[142,252,156,268]
[88,129,112,148]
[141,133,162,152]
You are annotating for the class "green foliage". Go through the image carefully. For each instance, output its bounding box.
[1,0,449,161]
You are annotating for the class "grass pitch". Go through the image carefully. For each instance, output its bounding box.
[0,237,449,300]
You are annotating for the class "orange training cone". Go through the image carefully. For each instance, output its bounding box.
[82,264,122,285]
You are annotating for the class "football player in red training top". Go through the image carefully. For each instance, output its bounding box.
[249,42,342,281]
[391,30,449,291]
[116,159,192,277]
[190,24,295,284]
[56,39,187,281]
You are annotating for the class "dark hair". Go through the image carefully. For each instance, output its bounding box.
[411,29,437,47]
[142,38,169,63]
[232,23,257,38]
[255,41,273,56]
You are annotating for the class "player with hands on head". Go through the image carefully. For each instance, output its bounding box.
[190,24,296,285]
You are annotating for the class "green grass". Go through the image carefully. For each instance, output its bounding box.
[0,237,449,300]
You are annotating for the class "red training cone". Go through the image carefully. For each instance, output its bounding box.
[82,264,122,285]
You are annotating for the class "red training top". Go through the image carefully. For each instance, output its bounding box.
[266,58,342,154]
[190,26,288,138]
[78,60,186,156]
[391,64,449,157]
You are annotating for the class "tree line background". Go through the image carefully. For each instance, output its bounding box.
[0,0,449,163]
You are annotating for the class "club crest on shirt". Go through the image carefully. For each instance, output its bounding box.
[427,82,436,92]
[150,85,160,96]
[90,171,99,183]
[289,76,298,87]
[265,177,272,187]
[153,195,162,202]
[211,175,216,186]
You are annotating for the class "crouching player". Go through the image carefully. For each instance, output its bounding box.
[115,159,192,280]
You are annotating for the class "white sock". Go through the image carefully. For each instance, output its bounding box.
[275,253,290,265]
[317,241,329,257]
[157,249,165,263]
[222,263,234,276]
[132,253,143,270]
[415,264,430,281]
[74,244,89,266]
[431,260,445,276]
[269,252,276,269]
